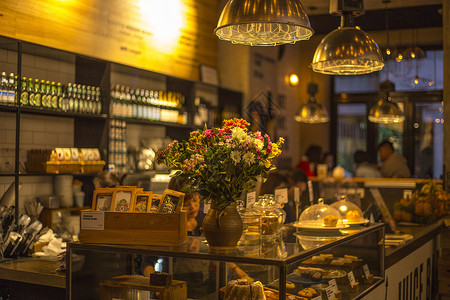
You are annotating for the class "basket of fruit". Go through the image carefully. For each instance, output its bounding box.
[394,181,449,225]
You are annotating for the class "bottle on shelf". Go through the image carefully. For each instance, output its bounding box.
[73,84,79,112]
[67,83,74,112]
[33,79,44,107]
[50,81,58,109]
[20,77,29,106]
[0,72,7,104]
[7,73,15,105]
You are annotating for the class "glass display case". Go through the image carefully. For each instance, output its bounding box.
[67,223,384,300]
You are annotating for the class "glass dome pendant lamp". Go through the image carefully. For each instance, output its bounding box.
[310,0,384,75]
[294,83,329,124]
[214,0,314,46]
[368,80,405,124]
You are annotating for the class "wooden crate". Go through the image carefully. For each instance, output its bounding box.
[79,210,187,246]
[100,275,187,300]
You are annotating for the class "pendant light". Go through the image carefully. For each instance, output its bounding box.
[310,0,384,75]
[368,1,404,124]
[295,83,329,123]
[214,0,314,46]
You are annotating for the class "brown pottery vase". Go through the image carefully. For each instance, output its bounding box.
[202,203,243,250]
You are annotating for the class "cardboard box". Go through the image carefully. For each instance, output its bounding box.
[79,210,187,246]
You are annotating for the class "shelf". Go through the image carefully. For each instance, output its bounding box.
[19,107,108,120]
[18,172,99,177]
[0,104,18,113]
[111,116,193,129]
[0,173,16,177]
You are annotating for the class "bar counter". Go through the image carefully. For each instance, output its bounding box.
[0,221,444,299]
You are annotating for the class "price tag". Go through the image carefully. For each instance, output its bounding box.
[403,189,412,199]
[81,211,104,230]
[363,264,371,278]
[348,271,356,287]
[275,188,288,204]
[325,285,336,300]
[203,203,210,214]
[312,296,322,300]
[246,191,256,208]
[328,279,338,293]
[294,187,300,203]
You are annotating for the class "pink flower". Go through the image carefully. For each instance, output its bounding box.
[203,129,214,138]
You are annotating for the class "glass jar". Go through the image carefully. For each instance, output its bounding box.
[252,194,286,239]
[238,206,261,245]
[297,198,343,228]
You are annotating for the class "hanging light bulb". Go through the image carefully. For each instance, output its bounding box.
[295,83,329,123]
[214,0,314,46]
[368,80,404,124]
[310,0,384,75]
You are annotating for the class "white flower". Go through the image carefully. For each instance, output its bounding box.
[254,139,264,151]
[242,152,256,165]
[230,151,241,165]
[231,127,247,142]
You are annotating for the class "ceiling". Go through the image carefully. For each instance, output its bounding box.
[301,0,443,34]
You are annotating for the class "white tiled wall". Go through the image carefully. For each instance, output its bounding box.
[0,48,75,84]
[0,113,74,213]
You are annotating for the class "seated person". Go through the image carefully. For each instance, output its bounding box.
[353,150,382,178]
[378,141,411,178]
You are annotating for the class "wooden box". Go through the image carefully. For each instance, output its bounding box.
[79,210,187,246]
[100,275,187,300]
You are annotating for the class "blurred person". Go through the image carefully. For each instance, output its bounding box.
[296,144,323,177]
[322,152,335,173]
[378,140,411,178]
[353,150,382,178]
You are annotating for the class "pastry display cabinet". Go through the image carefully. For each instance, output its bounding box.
[67,223,384,300]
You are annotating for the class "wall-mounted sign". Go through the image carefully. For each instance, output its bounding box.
[1,0,218,81]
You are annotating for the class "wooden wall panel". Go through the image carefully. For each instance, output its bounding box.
[1,0,218,81]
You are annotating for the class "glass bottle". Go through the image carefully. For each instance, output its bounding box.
[56,82,63,111]
[43,80,51,108]
[67,83,74,112]
[7,73,15,104]
[95,86,101,115]
[20,77,29,106]
[50,81,58,109]
[0,72,7,103]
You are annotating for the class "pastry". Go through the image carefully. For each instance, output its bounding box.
[343,254,358,261]
[319,253,333,259]
[224,279,265,300]
[335,290,342,299]
[311,271,322,281]
[330,259,344,266]
[286,281,295,290]
[150,272,172,286]
[311,256,326,263]
[346,210,361,222]
[324,215,338,227]
[298,287,317,298]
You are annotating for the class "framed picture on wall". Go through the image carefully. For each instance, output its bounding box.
[200,64,219,86]
[111,188,136,212]
[92,188,114,211]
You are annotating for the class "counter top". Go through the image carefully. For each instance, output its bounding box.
[384,221,443,269]
[0,258,65,288]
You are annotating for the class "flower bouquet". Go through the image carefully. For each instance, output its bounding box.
[393,181,449,225]
[157,118,284,208]
[157,118,284,249]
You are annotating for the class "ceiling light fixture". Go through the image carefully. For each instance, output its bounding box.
[368,81,404,124]
[310,0,384,75]
[295,83,329,123]
[214,0,314,46]
[368,1,403,124]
